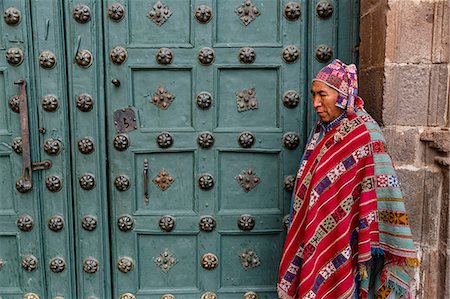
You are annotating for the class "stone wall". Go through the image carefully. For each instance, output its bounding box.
[359,0,449,298]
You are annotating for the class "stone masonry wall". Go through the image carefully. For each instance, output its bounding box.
[359,0,449,298]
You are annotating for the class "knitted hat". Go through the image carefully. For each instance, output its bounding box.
[312,59,361,114]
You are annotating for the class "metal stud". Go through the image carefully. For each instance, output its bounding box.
[235,0,260,26]
[200,253,218,270]
[240,249,260,270]
[16,178,32,193]
[151,86,175,110]
[238,214,255,231]
[17,214,34,232]
[283,215,290,230]
[196,92,212,110]
[243,291,259,299]
[283,132,300,149]
[6,47,24,66]
[83,257,99,274]
[22,255,38,272]
[201,292,217,299]
[39,51,56,69]
[198,47,214,65]
[79,173,96,190]
[284,175,295,192]
[284,2,301,21]
[43,139,61,156]
[197,132,214,149]
[3,7,21,25]
[159,215,176,232]
[23,294,40,299]
[108,3,125,22]
[11,137,22,154]
[82,215,97,231]
[76,93,94,112]
[282,45,300,63]
[46,176,62,192]
[73,4,91,23]
[316,44,333,62]
[199,216,216,232]
[41,95,59,112]
[238,131,255,148]
[153,170,174,191]
[48,215,64,232]
[110,46,128,65]
[239,47,256,64]
[75,49,93,68]
[316,0,333,19]
[154,249,177,272]
[9,95,20,113]
[117,215,134,232]
[156,48,173,65]
[0,259,3,269]
[195,5,212,24]
[113,134,130,151]
[117,257,134,273]
[157,132,173,148]
[235,168,260,192]
[283,90,300,108]
[49,257,66,273]
[78,137,95,154]
[198,174,214,190]
[161,295,175,299]
[120,294,136,299]
[236,88,258,112]
[114,175,130,191]
[148,1,172,26]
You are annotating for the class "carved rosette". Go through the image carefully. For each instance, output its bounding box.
[156,48,173,65]
[117,215,134,232]
[39,51,56,69]
[196,92,212,109]
[201,253,218,270]
[23,294,40,299]
[236,88,258,112]
[108,3,125,21]
[154,249,177,272]
[41,95,59,112]
[235,168,261,192]
[157,132,173,148]
[240,249,261,270]
[198,174,214,190]
[153,170,174,191]
[45,176,62,192]
[17,214,34,232]
[152,86,175,110]
[83,257,99,274]
[49,257,66,273]
[82,215,97,231]
[114,175,130,191]
[76,93,94,112]
[159,215,176,232]
[239,47,256,64]
[283,214,290,230]
[73,4,91,23]
[43,139,61,156]
[283,90,300,108]
[284,2,301,21]
[283,132,300,149]
[316,44,333,62]
[198,47,215,65]
[48,215,64,232]
[201,292,217,299]
[161,295,175,299]
[238,214,255,231]
[235,0,260,26]
[22,255,38,272]
[199,216,216,232]
[197,132,214,149]
[316,0,333,19]
[110,46,128,65]
[282,45,300,63]
[238,131,255,148]
[9,95,20,113]
[120,294,136,299]
[78,137,94,154]
[4,7,21,25]
[117,256,134,273]
[195,5,212,23]
[148,1,172,26]
[16,178,32,193]
[284,175,295,192]
[11,137,22,154]
[6,47,24,66]
[113,134,130,151]
[75,49,93,68]
[243,291,259,299]
[79,173,96,190]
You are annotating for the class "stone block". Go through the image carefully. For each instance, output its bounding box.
[383,126,422,165]
[370,3,387,66]
[359,13,372,68]
[359,66,384,124]
[431,0,449,63]
[422,169,444,245]
[428,64,449,126]
[418,246,441,299]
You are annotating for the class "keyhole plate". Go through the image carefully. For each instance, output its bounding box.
[113,107,138,133]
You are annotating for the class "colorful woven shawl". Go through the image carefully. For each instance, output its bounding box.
[278,110,419,299]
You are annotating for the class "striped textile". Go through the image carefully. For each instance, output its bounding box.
[278,110,419,299]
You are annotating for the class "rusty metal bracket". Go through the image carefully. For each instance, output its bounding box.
[32,160,52,171]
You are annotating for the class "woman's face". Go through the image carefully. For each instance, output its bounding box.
[311,81,343,122]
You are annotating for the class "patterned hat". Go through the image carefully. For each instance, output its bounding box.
[312,59,361,114]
